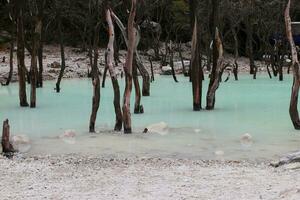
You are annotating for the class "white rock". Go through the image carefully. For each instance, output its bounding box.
[11,135,31,153]
[215,150,224,156]
[161,66,172,75]
[146,122,169,135]
[59,130,76,144]
[240,133,253,146]
[194,129,201,133]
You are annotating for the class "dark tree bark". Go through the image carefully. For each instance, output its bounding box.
[89,22,101,133]
[30,16,41,108]
[122,0,137,134]
[55,15,66,93]
[2,41,14,86]
[232,28,239,81]
[168,42,178,83]
[2,119,15,156]
[133,55,144,114]
[101,66,108,88]
[285,0,300,130]
[111,11,150,97]
[191,17,203,111]
[105,8,122,131]
[149,55,154,82]
[246,12,256,78]
[15,0,29,107]
[206,28,226,110]
[37,1,44,88]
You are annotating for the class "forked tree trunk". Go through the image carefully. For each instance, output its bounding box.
[191,17,203,111]
[55,17,66,93]
[105,9,122,131]
[16,1,29,107]
[122,0,137,134]
[30,18,41,108]
[206,28,226,110]
[89,23,101,133]
[285,0,300,130]
[2,119,15,156]
[111,11,150,96]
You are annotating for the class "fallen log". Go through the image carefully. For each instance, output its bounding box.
[271,151,300,167]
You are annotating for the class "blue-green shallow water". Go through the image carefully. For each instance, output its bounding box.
[1,74,300,161]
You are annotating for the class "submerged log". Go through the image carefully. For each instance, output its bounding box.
[1,119,15,156]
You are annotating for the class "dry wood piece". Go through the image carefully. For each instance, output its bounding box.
[2,119,15,156]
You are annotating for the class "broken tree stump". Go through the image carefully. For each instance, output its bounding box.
[1,119,15,156]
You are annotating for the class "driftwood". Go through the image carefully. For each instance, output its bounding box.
[271,151,300,168]
[1,119,15,157]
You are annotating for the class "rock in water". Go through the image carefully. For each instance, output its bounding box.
[146,122,169,135]
[11,135,31,153]
[215,150,224,156]
[59,130,76,144]
[161,66,172,75]
[240,133,253,146]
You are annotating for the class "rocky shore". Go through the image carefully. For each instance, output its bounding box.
[0,154,300,200]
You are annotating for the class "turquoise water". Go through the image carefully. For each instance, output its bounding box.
[1,74,300,161]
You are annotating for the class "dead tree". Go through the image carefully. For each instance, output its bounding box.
[55,9,66,93]
[15,0,29,107]
[30,2,42,108]
[105,8,122,131]
[2,119,15,156]
[168,41,178,83]
[2,41,14,86]
[206,28,226,110]
[111,11,151,96]
[37,0,45,88]
[89,3,101,133]
[122,0,136,134]
[191,17,203,111]
[285,0,300,130]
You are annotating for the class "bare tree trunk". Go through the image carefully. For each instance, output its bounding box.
[101,66,108,88]
[37,1,44,88]
[16,1,29,107]
[191,17,203,111]
[206,28,225,110]
[2,119,15,156]
[30,18,41,108]
[232,28,239,81]
[122,0,137,134]
[246,16,256,77]
[149,55,154,82]
[111,11,150,96]
[285,0,300,129]
[105,9,122,131]
[169,42,178,83]
[133,55,144,114]
[55,18,66,93]
[2,41,14,86]
[89,23,101,133]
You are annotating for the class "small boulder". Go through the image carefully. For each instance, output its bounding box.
[11,135,31,153]
[215,150,224,156]
[161,66,172,75]
[49,61,61,69]
[146,122,169,135]
[240,133,253,146]
[59,130,76,144]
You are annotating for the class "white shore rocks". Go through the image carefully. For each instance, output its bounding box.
[0,155,300,200]
[146,122,169,135]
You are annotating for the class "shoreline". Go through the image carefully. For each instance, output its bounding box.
[1,154,300,200]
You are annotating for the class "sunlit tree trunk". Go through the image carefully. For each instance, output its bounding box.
[191,17,203,111]
[122,0,137,134]
[206,28,226,110]
[105,8,122,131]
[285,0,300,129]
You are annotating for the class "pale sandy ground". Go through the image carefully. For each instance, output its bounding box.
[0,154,300,200]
